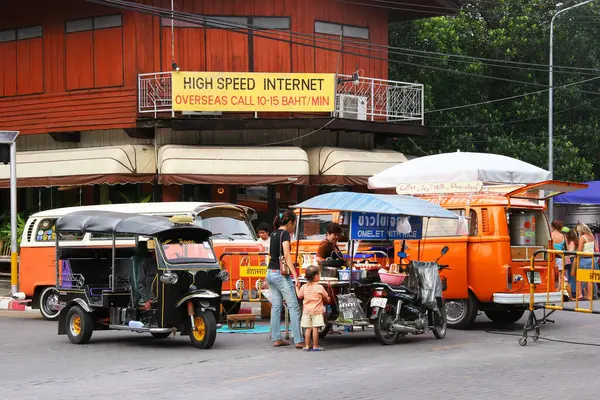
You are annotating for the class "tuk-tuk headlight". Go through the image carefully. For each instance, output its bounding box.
[218,270,229,282]
[160,271,178,284]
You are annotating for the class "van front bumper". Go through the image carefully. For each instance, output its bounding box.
[493,291,563,305]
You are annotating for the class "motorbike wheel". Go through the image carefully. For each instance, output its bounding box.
[374,305,401,345]
[189,311,217,349]
[484,308,525,324]
[65,305,94,345]
[431,299,447,339]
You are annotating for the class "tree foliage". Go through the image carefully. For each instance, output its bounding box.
[389,0,600,182]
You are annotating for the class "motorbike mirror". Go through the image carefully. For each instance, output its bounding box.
[441,246,449,255]
[397,251,407,259]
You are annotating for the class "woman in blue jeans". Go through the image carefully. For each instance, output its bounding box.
[576,223,598,299]
[267,210,303,348]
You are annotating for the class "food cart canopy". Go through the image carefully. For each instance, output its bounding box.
[368,151,551,189]
[56,210,211,237]
[294,192,458,219]
[554,181,600,205]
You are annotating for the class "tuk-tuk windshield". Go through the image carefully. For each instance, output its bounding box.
[159,238,217,264]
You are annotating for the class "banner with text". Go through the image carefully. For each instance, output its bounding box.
[172,72,336,112]
[349,213,423,241]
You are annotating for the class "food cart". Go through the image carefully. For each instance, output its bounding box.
[291,192,459,339]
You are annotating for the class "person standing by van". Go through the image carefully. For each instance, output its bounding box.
[267,211,303,348]
[576,223,597,299]
[551,220,565,290]
[256,222,270,252]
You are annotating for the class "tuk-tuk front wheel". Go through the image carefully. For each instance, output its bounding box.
[189,311,217,349]
[65,306,93,344]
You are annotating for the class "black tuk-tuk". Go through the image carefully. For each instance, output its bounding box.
[54,211,227,349]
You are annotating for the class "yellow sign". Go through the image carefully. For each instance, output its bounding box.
[239,265,268,278]
[577,269,600,283]
[171,72,335,112]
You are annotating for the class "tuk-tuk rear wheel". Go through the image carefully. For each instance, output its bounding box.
[65,306,93,345]
[189,311,217,349]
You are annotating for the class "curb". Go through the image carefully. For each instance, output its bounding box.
[0,297,35,312]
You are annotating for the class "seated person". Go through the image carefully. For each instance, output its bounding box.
[316,223,344,265]
[138,240,158,310]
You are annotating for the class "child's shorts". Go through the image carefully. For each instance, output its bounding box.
[301,313,325,328]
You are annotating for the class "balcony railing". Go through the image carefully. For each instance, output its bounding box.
[138,72,424,124]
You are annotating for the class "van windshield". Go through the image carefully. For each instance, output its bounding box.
[195,208,256,240]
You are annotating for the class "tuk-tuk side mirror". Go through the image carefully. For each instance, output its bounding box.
[397,251,407,259]
[441,246,449,255]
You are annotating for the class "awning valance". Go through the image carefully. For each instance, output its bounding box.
[158,145,309,185]
[306,147,408,186]
[0,145,156,188]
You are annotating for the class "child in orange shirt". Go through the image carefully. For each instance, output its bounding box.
[297,265,330,351]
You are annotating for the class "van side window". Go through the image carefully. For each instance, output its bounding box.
[423,209,465,237]
[469,209,478,236]
[35,218,84,242]
[35,219,57,242]
[298,214,333,240]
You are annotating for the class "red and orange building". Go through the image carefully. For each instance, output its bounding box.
[0,0,456,222]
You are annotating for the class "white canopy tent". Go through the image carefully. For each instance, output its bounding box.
[367,151,551,190]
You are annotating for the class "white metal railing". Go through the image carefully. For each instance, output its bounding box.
[138,72,173,117]
[137,72,424,123]
[335,74,424,124]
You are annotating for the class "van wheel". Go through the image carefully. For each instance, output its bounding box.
[189,311,217,349]
[39,287,59,321]
[65,306,93,344]
[444,294,478,329]
[484,309,525,324]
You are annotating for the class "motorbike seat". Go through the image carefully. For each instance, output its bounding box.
[387,285,415,295]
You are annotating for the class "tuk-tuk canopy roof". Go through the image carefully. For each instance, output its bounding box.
[56,210,212,237]
[294,192,458,219]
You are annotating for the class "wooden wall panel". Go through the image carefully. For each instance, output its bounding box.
[161,27,205,71]
[254,31,291,73]
[65,31,94,90]
[17,38,44,95]
[205,30,249,72]
[0,42,17,97]
[0,88,138,134]
[94,27,124,87]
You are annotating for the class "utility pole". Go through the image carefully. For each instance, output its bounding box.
[548,0,596,221]
[0,131,19,296]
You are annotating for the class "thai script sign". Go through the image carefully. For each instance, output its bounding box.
[239,265,268,278]
[171,72,336,112]
[396,181,484,195]
[349,213,423,241]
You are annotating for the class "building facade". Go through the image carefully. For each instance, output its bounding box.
[0,0,455,223]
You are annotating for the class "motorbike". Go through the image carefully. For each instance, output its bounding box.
[369,246,450,345]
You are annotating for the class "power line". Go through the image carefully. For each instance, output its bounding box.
[426,76,600,114]
[90,0,600,96]
[94,0,600,75]
[426,96,600,129]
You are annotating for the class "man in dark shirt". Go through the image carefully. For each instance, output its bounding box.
[316,223,344,265]
[138,240,158,310]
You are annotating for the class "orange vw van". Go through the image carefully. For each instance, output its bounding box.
[17,202,262,320]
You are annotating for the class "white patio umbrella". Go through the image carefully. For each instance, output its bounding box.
[367,151,551,190]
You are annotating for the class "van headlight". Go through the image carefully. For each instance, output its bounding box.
[218,270,229,282]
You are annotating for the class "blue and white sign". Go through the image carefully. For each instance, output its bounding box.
[349,213,423,241]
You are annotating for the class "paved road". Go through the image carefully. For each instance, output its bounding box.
[1,308,600,400]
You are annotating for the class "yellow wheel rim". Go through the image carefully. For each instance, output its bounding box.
[70,315,81,336]
[192,316,205,341]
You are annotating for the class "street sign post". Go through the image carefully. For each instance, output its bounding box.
[0,131,19,296]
